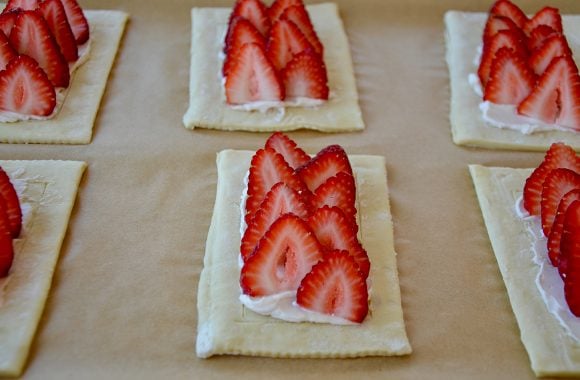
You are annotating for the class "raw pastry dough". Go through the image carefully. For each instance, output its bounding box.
[183,3,364,132]
[469,164,580,376]
[197,150,411,358]
[0,11,128,145]
[0,160,86,377]
[445,11,580,151]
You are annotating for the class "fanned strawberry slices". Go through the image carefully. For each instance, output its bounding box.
[0,0,89,118]
[477,0,580,130]
[240,132,369,324]
[0,166,22,277]
[223,0,329,106]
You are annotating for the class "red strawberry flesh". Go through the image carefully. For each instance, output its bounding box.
[0,199,14,278]
[0,166,21,238]
[281,49,329,100]
[548,189,580,267]
[540,168,580,237]
[296,144,353,193]
[264,131,310,170]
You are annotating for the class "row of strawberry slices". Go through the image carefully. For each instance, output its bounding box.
[477,0,580,130]
[0,0,89,117]
[0,167,22,277]
[523,143,580,316]
[240,132,369,323]
[223,0,329,105]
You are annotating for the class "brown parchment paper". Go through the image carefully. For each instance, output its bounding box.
[2,0,580,379]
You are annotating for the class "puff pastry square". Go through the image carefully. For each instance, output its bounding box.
[0,11,128,145]
[196,150,411,358]
[183,3,364,132]
[470,164,580,377]
[0,160,86,377]
[445,11,580,151]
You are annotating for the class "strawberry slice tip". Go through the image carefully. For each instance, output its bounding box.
[489,0,528,29]
[59,0,89,45]
[268,0,304,23]
[40,0,78,62]
[548,189,580,267]
[311,171,357,224]
[281,49,329,100]
[264,131,310,170]
[267,18,313,72]
[540,168,580,237]
[280,4,323,55]
[296,144,353,193]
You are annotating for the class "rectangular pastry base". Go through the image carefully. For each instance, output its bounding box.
[0,160,86,377]
[183,3,365,132]
[445,11,580,151]
[196,150,411,358]
[469,164,580,376]
[0,10,128,145]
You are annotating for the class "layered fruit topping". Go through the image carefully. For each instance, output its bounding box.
[239,132,369,324]
[222,0,329,107]
[0,166,22,277]
[474,0,580,132]
[0,0,89,118]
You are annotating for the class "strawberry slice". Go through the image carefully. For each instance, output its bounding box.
[3,0,39,12]
[311,172,357,223]
[9,10,69,88]
[526,24,558,52]
[482,15,523,45]
[524,7,563,36]
[296,144,353,193]
[223,17,265,77]
[548,189,580,267]
[230,0,270,37]
[59,0,89,45]
[296,249,368,323]
[529,35,572,76]
[268,0,304,23]
[244,147,309,224]
[483,47,535,105]
[40,0,78,62]
[267,18,313,72]
[0,30,16,70]
[308,206,370,278]
[225,42,284,104]
[478,29,527,88]
[264,131,310,170]
[281,49,329,100]
[0,166,21,238]
[560,200,580,315]
[0,55,56,116]
[517,56,580,130]
[523,142,580,216]
[489,0,527,29]
[0,199,14,278]
[540,168,580,237]
[240,213,323,296]
[241,182,310,261]
[280,4,323,55]
[0,9,19,37]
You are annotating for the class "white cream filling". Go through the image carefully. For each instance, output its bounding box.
[0,40,91,122]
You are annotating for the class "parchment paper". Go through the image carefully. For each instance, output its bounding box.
[2,0,580,379]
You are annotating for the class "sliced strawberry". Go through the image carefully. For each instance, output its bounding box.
[230,0,270,37]
[296,144,353,193]
[281,49,329,100]
[489,0,527,29]
[0,199,14,278]
[478,29,527,87]
[267,18,313,72]
[241,182,310,261]
[540,168,580,237]
[308,206,370,278]
[296,250,368,323]
[523,142,580,215]
[9,10,69,87]
[526,24,558,52]
[560,200,580,315]
[59,0,88,44]
[223,17,265,77]
[225,42,284,104]
[268,0,303,23]
[517,56,580,130]
[0,166,21,238]
[529,35,572,76]
[240,213,323,296]
[548,189,580,267]
[483,47,535,105]
[524,7,563,36]
[280,4,323,55]
[483,15,523,45]
[40,0,78,62]
[244,147,309,224]
[0,30,16,70]
[0,9,19,37]
[311,172,357,223]
[3,0,39,12]
[264,131,310,170]
[0,55,56,116]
